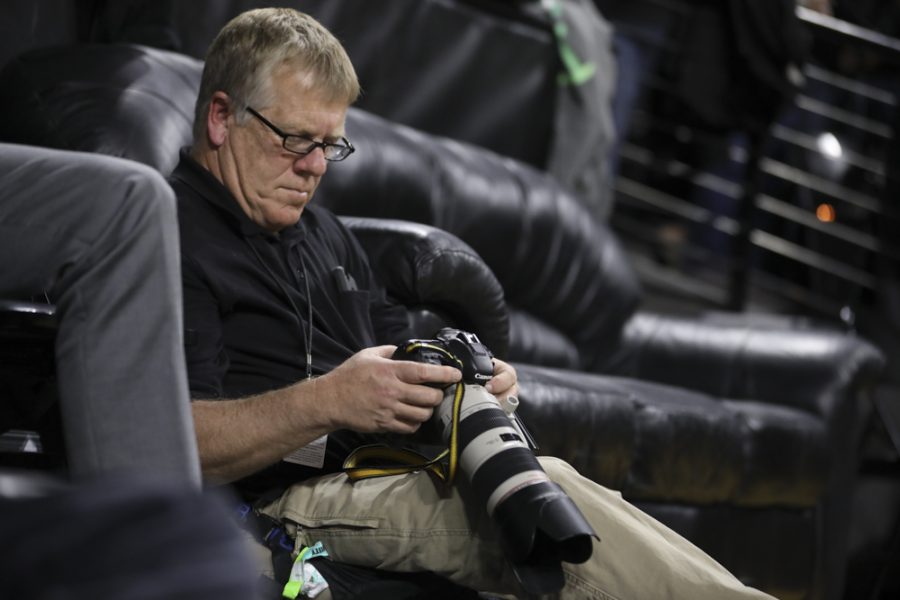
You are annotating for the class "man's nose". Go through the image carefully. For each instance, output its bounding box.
[294,146,328,176]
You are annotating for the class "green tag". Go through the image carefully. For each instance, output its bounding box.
[282,542,330,599]
[542,0,596,86]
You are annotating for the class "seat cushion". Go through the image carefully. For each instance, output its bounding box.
[516,363,828,507]
[506,308,580,370]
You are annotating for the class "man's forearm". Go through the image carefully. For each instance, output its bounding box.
[191,379,332,484]
[189,346,463,484]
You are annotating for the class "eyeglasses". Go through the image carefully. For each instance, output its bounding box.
[246,106,355,162]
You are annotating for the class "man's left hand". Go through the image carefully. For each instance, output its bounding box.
[485,358,518,401]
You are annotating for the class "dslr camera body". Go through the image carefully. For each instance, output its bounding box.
[393,328,596,594]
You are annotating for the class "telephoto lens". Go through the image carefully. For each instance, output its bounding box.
[398,329,597,594]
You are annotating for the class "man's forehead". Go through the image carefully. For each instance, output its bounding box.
[270,62,348,105]
[259,101,347,139]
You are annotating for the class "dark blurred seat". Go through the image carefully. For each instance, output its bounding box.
[0,468,259,599]
[0,42,886,600]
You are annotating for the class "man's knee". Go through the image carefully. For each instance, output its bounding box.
[537,455,577,480]
[538,455,625,503]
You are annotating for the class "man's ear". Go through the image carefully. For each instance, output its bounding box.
[206,91,233,148]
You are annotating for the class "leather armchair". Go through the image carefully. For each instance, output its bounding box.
[0,43,886,600]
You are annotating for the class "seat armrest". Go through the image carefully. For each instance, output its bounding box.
[340,216,509,358]
[615,311,885,420]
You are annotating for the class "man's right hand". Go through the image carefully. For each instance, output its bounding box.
[315,345,462,435]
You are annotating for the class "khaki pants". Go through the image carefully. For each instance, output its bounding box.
[260,457,774,599]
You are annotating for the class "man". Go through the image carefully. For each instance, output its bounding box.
[172,8,774,599]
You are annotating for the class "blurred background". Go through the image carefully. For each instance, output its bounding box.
[1,1,898,598]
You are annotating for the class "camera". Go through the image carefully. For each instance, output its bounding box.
[392,328,596,595]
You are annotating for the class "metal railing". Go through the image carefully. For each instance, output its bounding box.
[609,2,900,327]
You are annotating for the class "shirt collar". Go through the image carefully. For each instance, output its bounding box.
[173,148,307,244]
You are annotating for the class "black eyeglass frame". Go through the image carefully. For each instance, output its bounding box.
[245,106,355,161]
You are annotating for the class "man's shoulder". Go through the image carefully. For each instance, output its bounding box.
[167,157,230,230]
[168,175,235,270]
[167,174,197,213]
[169,177,225,233]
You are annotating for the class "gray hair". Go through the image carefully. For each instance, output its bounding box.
[192,8,360,143]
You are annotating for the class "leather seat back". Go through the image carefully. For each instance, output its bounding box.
[316,108,642,371]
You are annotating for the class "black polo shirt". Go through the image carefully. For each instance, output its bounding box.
[170,151,411,497]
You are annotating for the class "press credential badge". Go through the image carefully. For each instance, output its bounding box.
[284,435,327,468]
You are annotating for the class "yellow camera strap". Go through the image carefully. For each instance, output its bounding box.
[342,344,466,484]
